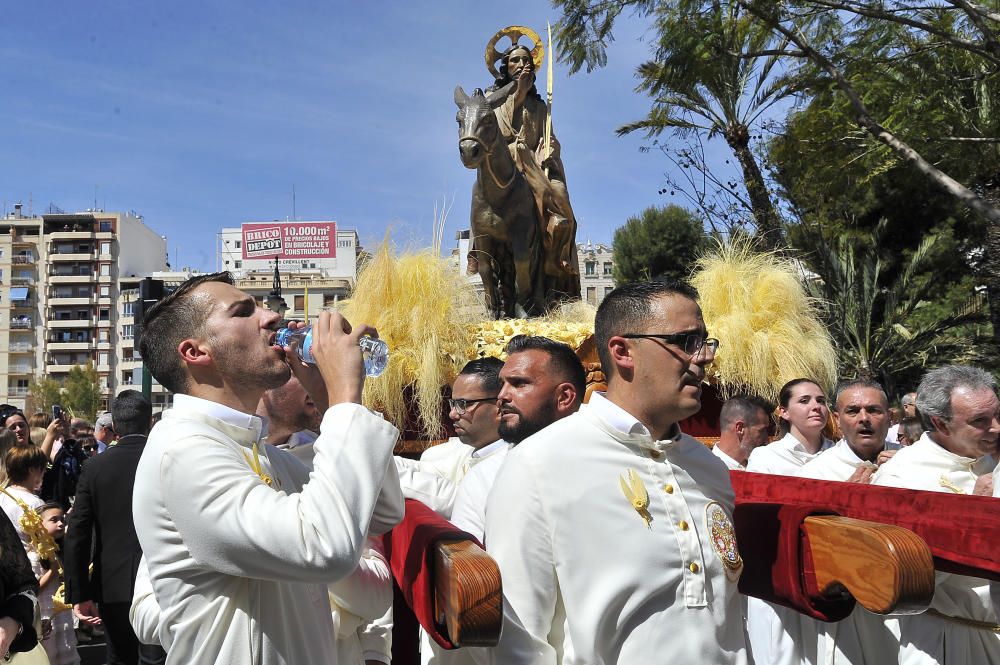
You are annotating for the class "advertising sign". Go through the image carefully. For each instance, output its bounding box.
[242,222,337,259]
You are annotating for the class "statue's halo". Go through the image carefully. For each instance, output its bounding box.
[484,25,544,80]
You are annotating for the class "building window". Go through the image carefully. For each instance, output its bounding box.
[234,261,242,269]
[99,221,112,232]
[605,286,614,298]
[122,301,134,317]
[122,324,134,339]
[98,352,109,366]
[100,264,111,277]
[323,294,338,307]
[587,286,597,304]
[123,348,133,361]
[100,241,111,255]
[294,295,305,312]
[99,308,110,321]
[100,285,110,297]
[99,329,109,342]
[235,241,242,249]
[603,262,613,275]
[585,262,596,276]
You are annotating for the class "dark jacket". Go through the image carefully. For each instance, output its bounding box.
[63,434,148,604]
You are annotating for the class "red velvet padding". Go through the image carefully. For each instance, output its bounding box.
[732,472,1000,582]
[734,500,855,621]
[384,499,483,650]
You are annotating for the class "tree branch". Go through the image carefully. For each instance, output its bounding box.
[738,0,1000,224]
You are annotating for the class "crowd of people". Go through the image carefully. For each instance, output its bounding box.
[0,269,997,665]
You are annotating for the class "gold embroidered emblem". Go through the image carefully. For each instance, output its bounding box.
[619,468,652,528]
[706,501,742,580]
[938,475,966,494]
[243,442,275,488]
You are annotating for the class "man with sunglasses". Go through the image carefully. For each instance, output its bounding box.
[484,279,746,665]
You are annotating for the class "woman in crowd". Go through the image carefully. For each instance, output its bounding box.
[745,378,835,665]
[0,447,48,547]
[747,378,835,475]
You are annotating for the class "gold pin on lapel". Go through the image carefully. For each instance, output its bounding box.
[620,468,652,528]
[244,442,274,488]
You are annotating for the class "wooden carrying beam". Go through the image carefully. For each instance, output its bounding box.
[433,539,503,647]
[803,515,935,615]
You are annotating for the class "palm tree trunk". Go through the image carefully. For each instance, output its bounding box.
[725,123,786,251]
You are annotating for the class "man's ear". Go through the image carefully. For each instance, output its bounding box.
[929,414,949,436]
[178,338,212,368]
[555,382,579,413]
[607,337,634,375]
[735,421,746,438]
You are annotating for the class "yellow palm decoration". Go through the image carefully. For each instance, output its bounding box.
[243,442,274,488]
[619,469,652,528]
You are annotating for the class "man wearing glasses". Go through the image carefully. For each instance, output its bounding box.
[484,279,747,665]
[394,359,508,520]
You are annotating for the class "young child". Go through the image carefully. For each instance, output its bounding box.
[34,502,79,665]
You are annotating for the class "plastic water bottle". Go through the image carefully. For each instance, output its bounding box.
[275,326,389,378]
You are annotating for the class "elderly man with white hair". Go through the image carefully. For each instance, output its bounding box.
[872,365,1000,665]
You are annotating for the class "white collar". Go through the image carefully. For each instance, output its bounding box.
[472,439,508,458]
[173,394,266,435]
[712,445,745,470]
[831,438,877,466]
[776,431,833,454]
[587,392,652,437]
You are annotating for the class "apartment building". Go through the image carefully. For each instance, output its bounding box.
[0,206,167,411]
[115,225,362,412]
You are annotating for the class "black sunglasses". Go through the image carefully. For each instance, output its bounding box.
[621,332,720,356]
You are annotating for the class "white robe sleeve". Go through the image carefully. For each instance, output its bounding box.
[358,606,393,664]
[484,457,559,665]
[160,403,401,583]
[450,472,486,542]
[129,556,161,645]
[394,456,459,517]
[329,537,393,634]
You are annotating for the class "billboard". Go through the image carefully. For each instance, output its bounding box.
[242,222,337,260]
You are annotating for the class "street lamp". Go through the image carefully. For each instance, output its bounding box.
[264,256,288,318]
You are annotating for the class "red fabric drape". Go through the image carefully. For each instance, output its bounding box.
[732,471,1000,618]
[384,499,483,653]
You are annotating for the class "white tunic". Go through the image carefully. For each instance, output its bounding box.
[132,395,404,665]
[448,441,511,543]
[746,431,833,665]
[798,439,883,482]
[395,438,475,517]
[483,393,747,665]
[712,444,745,471]
[797,440,902,664]
[872,433,1000,665]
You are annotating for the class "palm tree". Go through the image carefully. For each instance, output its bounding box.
[613,1,799,250]
[800,222,986,395]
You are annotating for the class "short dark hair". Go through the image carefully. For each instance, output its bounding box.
[5,445,48,485]
[504,335,586,405]
[111,390,153,437]
[459,357,504,394]
[35,502,63,516]
[719,395,772,430]
[833,379,887,410]
[899,416,924,441]
[594,279,700,379]
[139,272,234,394]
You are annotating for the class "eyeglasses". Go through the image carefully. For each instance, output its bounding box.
[621,333,720,357]
[83,445,98,452]
[447,396,498,415]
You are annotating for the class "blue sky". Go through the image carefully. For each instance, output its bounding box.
[0,1,735,272]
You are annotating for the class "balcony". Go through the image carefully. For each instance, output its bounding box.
[11,276,35,286]
[49,274,96,284]
[48,341,94,351]
[11,236,37,247]
[9,343,32,353]
[6,365,31,375]
[48,230,95,240]
[10,318,32,330]
[48,252,94,262]
[10,299,32,310]
[48,319,95,329]
[47,296,93,306]
[6,387,29,397]
[11,256,34,265]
